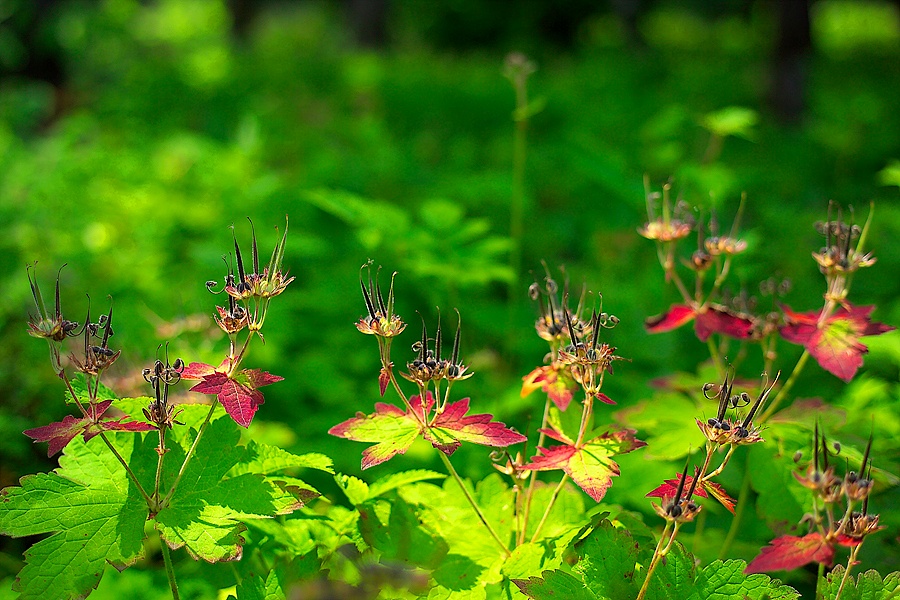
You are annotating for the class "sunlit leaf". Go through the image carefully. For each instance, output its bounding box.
[744,533,835,574]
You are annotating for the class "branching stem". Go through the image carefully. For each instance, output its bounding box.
[529,474,568,543]
[98,431,153,507]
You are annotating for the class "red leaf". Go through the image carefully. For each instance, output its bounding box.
[425,397,527,456]
[523,427,645,502]
[521,365,577,411]
[646,304,753,342]
[647,474,735,513]
[744,533,835,574]
[378,367,390,397]
[645,304,695,334]
[646,474,711,501]
[24,415,92,457]
[694,307,754,341]
[23,400,151,456]
[188,366,283,428]
[181,361,223,380]
[780,304,895,382]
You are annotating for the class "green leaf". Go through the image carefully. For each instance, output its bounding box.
[615,393,705,461]
[229,440,333,476]
[367,469,446,499]
[68,373,117,405]
[335,473,370,505]
[357,495,449,568]
[641,541,696,600]
[0,433,151,599]
[694,559,800,599]
[155,417,305,562]
[235,568,287,600]
[822,566,900,600]
[501,543,560,582]
[701,106,758,139]
[513,570,597,600]
[574,520,641,600]
[748,442,807,528]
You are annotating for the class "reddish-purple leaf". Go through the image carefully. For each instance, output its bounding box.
[23,400,151,456]
[646,474,736,514]
[694,307,754,341]
[242,369,284,388]
[780,304,895,382]
[188,366,282,428]
[101,419,154,433]
[744,533,835,574]
[181,361,223,380]
[521,365,578,411]
[378,367,390,397]
[646,304,753,342]
[645,304,695,334]
[425,397,527,456]
[24,416,92,457]
[523,427,645,502]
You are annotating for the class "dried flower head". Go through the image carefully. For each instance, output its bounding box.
[142,348,185,430]
[357,262,406,338]
[528,265,590,346]
[812,202,876,276]
[697,369,777,445]
[402,311,472,386]
[651,459,702,523]
[26,264,80,373]
[639,183,692,242]
[70,298,121,375]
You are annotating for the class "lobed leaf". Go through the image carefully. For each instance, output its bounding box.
[523,428,645,502]
[744,533,835,574]
[0,433,151,599]
[646,473,736,514]
[780,304,895,382]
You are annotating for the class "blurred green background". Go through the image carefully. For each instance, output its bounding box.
[1,0,899,593]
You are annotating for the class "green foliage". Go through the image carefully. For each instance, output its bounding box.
[821,567,900,600]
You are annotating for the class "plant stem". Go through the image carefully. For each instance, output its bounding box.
[518,396,551,545]
[637,521,673,600]
[98,431,153,507]
[159,536,181,600]
[816,561,826,600]
[758,350,810,423]
[718,466,752,559]
[160,400,218,509]
[153,427,167,507]
[438,452,510,557]
[530,474,568,543]
[834,544,862,600]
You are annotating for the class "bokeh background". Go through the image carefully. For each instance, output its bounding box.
[1,0,899,595]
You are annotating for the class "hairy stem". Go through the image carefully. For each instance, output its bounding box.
[438,452,510,557]
[835,544,862,600]
[637,521,673,600]
[153,427,167,508]
[530,474,569,543]
[160,400,219,509]
[816,561,826,600]
[98,432,153,507]
[159,535,181,600]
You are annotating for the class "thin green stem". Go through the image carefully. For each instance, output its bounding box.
[718,467,752,559]
[160,400,218,509]
[637,521,673,600]
[758,350,810,423]
[438,452,510,557]
[530,474,568,543]
[98,431,153,507]
[707,338,724,378]
[159,536,181,600]
[816,561,826,600]
[703,445,736,481]
[518,396,551,545]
